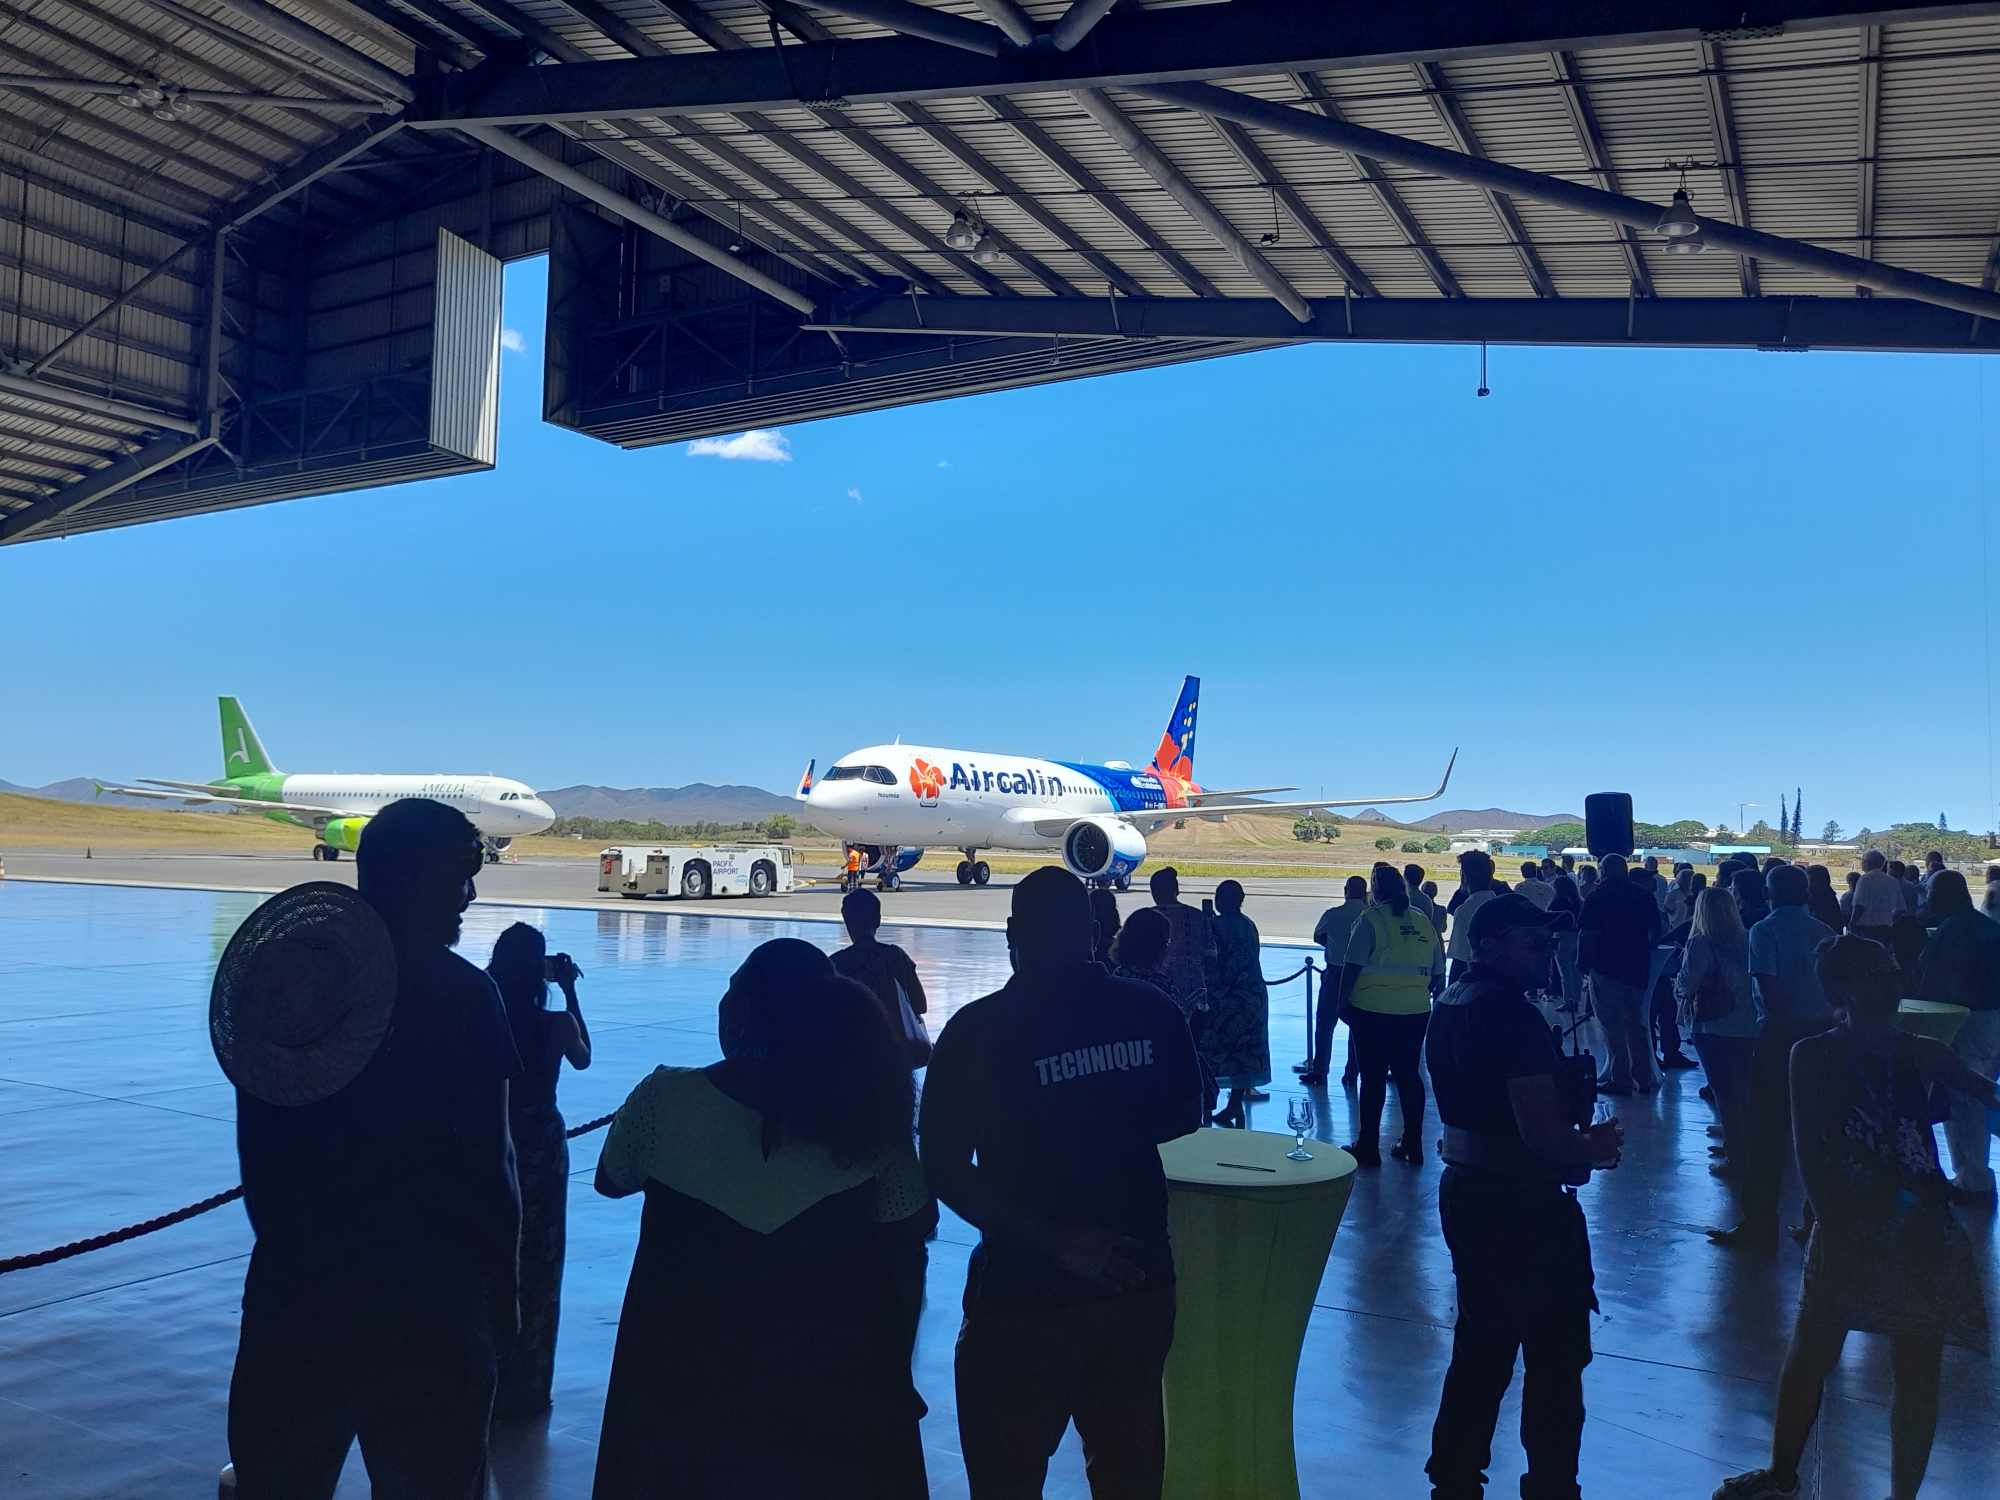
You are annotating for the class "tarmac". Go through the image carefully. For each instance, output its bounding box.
[0,849,1360,946]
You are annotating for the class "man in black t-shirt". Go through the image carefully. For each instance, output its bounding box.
[831,886,930,1066]
[922,866,1202,1499]
[228,800,521,1500]
[1426,894,1623,1500]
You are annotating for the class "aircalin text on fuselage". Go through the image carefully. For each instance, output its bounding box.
[796,676,1456,891]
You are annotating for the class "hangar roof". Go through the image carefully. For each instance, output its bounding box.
[7,1,2000,542]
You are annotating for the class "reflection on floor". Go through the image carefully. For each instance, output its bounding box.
[0,882,1993,1499]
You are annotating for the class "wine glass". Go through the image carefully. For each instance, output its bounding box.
[1286,1096,1315,1161]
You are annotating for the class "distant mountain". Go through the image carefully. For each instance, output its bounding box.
[0,775,213,811]
[542,783,795,825]
[1407,808,1584,833]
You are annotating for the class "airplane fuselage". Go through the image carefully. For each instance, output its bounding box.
[216,771,554,841]
[802,744,1187,852]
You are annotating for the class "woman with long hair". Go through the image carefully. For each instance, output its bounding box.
[1335,862,1444,1166]
[1715,935,1995,1500]
[487,921,592,1419]
[1673,889,1755,1177]
[1205,879,1271,1128]
[593,940,931,1498]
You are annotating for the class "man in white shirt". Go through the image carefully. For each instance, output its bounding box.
[1642,855,1671,914]
[1306,877,1370,1086]
[1850,850,1904,941]
[1445,850,1502,982]
[1512,861,1556,912]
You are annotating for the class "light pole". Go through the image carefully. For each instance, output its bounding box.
[1738,800,1760,837]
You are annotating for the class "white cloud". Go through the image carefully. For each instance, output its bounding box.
[499,327,527,354]
[686,429,793,462]
[846,486,863,503]
[936,459,951,469]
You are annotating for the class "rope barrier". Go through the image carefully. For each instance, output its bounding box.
[3,960,1329,1275]
[0,1111,620,1277]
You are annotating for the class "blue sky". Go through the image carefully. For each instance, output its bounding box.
[6,258,1997,835]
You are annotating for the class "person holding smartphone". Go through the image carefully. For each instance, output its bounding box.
[487,922,592,1419]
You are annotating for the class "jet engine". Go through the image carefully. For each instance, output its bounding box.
[1061,816,1146,883]
[857,845,924,874]
[321,817,368,853]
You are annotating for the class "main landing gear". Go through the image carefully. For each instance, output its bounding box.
[310,844,340,862]
[954,851,992,887]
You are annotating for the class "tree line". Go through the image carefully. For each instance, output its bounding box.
[549,814,799,843]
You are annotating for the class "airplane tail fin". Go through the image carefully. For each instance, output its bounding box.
[794,758,815,801]
[1149,675,1199,783]
[218,697,278,778]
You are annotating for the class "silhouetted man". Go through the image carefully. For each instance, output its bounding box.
[832,886,930,1065]
[1426,894,1623,1500]
[228,799,520,1499]
[923,867,1202,1499]
[1306,875,1370,1086]
[1578,854,1662,1095]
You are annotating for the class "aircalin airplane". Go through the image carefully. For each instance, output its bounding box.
[796,677,1455,890]
[98,696,555,861]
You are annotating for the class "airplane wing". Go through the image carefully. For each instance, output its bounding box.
[1117,749,1459,833]
[96,781,340,822]
[1186,785,1296,801]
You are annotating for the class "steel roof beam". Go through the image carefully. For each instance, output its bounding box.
[1699,38,1759,298]
[0,104,214,219]
[0,429,215,541]
[411,1,2000,126]
[26,239,204,378]
[1074,89,1310,322]
[1050,0,1120,53]
[793,0,1010,57]
[1140,80,2000,324]
[1205,115,1375,298]
[335,0,487,69]
[972,0,1036,50]
[0,396,147,443]
[463,123,819,313]
[803,290,2000,353]
[1856,24,1880,295]
[0,371,198,431]
[177,0,413,102]
[1288,72,1461,299]
[1414,60,1555,297]
[1549,49,1653,297]
[888,101,1129,296]
[986,94,1218,298]
[137,0,403,105]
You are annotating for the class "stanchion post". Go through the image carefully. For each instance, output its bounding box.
[1304,958,1316,1070]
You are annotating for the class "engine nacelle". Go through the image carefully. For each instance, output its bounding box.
[322,817,368,852]
[856,845,924,873]
[1061,817,1147,882]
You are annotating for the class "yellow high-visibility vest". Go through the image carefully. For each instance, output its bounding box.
[1350,904,1438,1015]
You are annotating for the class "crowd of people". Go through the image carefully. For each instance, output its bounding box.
[215,797,1998,1500]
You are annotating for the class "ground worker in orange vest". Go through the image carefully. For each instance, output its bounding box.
[844,846,863,892]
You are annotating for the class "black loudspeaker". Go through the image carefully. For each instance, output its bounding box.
[1585,792,1635,857]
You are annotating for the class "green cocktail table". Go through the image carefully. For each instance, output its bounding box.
[1158,1128,1356,1500]
[1897,998,1971,1045]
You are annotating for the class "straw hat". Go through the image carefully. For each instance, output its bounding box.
[210,882,397,1106]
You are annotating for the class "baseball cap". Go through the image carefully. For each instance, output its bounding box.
[1466,892,1562,949]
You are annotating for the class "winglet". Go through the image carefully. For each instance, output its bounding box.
[795,758,815,801]
[92,780,106,799]
[1431,747,1458,801]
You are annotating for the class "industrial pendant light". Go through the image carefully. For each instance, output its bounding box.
[1657,188,1701,240]
[944,203,983,252]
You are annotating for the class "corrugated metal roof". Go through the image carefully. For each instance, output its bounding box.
[11,1,2000,541]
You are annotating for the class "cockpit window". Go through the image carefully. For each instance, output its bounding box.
[823,764,896,785]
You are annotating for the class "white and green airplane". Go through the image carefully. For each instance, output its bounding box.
[98,697,555,861]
